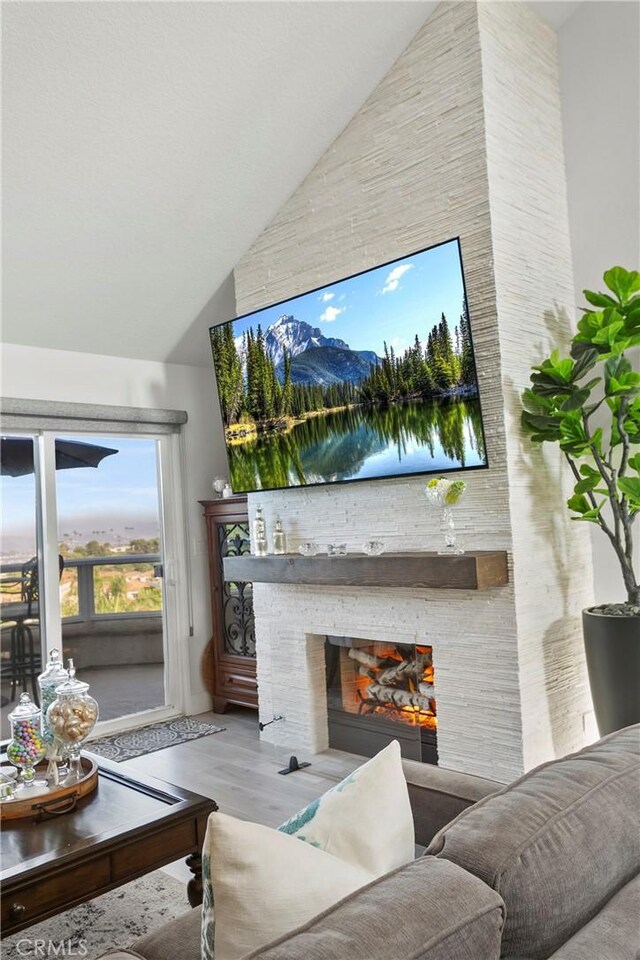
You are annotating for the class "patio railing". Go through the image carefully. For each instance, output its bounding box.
[0,554,162,623]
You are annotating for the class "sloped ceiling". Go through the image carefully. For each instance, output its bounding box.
[2,1,580,367]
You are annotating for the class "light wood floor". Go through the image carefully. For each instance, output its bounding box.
[119,707,363,884]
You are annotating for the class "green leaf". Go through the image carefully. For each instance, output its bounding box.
[627,453,640,473]
[574,476,600,494]
[559,417,590,455]
[593,320,624,347]
[521,410,561,440]
[583,290,617,309]
[590,427,604,455]
[579,463,600,477]
[522,388,553,414]
[561,389,592,411]
[571,348,599,381]
[617,476,640,506]
[606,371,640,396]
[571,338,602,362]
[567,493,590,514]
[604,267,640,304]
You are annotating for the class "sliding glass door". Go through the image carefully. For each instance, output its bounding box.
[1,430,183,738]
[0,435,44,738]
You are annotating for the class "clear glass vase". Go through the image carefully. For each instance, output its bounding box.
[425,478,467,555]
[440,506,463,555]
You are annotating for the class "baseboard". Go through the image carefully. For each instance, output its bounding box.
[185,691,214,717]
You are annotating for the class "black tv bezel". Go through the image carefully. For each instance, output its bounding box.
[209,235,490,496]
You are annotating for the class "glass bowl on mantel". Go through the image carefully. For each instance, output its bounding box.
[362,540,385,556]
[298,542,320,557]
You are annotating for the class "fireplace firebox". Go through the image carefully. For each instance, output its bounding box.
[324,636,438,764]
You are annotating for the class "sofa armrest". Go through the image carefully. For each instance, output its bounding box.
[245,856,504,960]
[402,759,502,848]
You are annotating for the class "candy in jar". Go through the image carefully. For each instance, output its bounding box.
[6,693,46,785]
[47,659,98,783]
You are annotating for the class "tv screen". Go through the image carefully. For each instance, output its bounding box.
[210,237,488,494]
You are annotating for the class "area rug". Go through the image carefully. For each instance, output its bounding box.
[2,870,190,960]
[88,716,225,762]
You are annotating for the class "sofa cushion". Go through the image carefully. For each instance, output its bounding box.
[244,857,505,960]
[278,740,415,874]
[132,906,201,960]
[547,875,640,960]
[427,725,640,959]
[204,811,374,959]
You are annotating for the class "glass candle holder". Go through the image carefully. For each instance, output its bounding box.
[47,659,99,784]
[327,543,347,557]
[6,693,46,786]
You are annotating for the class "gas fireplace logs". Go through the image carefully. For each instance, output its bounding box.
[346,646,436,720]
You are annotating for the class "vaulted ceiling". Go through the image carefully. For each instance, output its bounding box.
[2,1,582,367]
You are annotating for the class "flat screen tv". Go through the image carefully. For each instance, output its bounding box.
[210,237,488,494]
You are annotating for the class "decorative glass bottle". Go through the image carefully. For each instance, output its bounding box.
[272,517,286,555]
[47,660,99,783]
[252,505,268,557]
[6,693,46,786]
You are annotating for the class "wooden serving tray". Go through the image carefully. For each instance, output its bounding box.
[0,756,98,822]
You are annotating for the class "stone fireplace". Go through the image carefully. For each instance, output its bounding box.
[229,0,596,784]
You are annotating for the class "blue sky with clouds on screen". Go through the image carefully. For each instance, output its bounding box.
[229,238,467,356]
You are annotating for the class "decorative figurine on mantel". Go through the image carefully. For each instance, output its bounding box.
[425,477,467,554]
[211,476,227,498]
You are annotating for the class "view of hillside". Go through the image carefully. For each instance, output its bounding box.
[59,538,162,617]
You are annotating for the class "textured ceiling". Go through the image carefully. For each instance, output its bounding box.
[2,1,581,367]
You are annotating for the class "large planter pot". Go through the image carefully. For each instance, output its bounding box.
[583,608,640,736]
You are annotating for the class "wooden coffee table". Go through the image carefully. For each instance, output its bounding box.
[0,752,217,937]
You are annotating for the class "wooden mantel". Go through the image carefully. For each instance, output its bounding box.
[223,551,508,591]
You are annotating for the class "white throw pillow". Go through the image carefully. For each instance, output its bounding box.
[203,812,374,960]
[277,739,414,875]
[201,739,414,960]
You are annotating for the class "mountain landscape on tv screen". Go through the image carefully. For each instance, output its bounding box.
[211,239,488,492]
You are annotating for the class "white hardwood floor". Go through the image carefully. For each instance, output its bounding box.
[119,707,363,884]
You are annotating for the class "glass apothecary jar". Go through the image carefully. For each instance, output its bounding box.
[47,659,99,783]
[6,693,46,786]
[38,648,68,753]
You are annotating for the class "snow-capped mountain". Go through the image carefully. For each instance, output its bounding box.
[264,315,350,367]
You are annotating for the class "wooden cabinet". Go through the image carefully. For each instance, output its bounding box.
[200,498,257,712]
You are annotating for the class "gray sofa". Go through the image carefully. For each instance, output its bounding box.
[105,724,640,960]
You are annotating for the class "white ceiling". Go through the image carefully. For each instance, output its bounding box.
[2,1,581,368]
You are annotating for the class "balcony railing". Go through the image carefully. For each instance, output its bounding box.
[0,554,162,623]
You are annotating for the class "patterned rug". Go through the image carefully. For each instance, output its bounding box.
[2,870,190,959]
[88,716,225,762]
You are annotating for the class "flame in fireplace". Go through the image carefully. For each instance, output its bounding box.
[347,643,437,730]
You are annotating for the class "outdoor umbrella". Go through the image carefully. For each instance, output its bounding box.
[0,437,119,477]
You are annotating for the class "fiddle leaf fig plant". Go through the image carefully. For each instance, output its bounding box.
[521,266,640,610]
